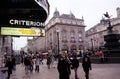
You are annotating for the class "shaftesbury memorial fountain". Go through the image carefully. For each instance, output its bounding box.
[103,12,120,63]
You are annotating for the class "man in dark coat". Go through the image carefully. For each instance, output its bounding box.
[71,56,79,79]
[11,55,16,71]
[24,56,30,74]
[5,57,13,79]
[57,56,71,79]
[46,55,52,69]
[82,55,92,79]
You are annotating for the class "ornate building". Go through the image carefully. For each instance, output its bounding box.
[85,7,120,51]
[27,37,46,53]
[45,9,86,54]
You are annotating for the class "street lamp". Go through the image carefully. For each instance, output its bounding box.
[91,38,94,53]
[56,29,60,55]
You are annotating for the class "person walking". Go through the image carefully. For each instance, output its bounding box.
[29,57,34,73]
[71,56,79,79]
[82,55,92,79]
[98,50,104,63]
[46,55,52,69]
[24,56,30,74]
[35,57,40,72]
[57,56,71,79]
[11,55,16,71]
[5,57,13,79]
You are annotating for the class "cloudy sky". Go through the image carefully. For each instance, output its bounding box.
[14,0,120,50]
[48,0,120,30]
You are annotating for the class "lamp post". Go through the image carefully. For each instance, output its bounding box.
[57,29,59,55]
[91,38,94,53]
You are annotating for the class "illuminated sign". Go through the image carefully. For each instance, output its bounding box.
[0,0,49,26]
[9,19,45,27]
[1,27,45,36]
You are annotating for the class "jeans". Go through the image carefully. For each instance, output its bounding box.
[35,65,39,72]
[29,65,33,72]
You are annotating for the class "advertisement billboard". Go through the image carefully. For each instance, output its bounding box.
[0,0,49,36]
[1,27,45,36]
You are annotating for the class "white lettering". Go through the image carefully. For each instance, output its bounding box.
[14,20,18,25]
[9,19,45,27]
[9,19,14,24]
[21,20,26,25]
[26,21,30,26]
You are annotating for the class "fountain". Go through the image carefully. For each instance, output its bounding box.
[103,12,120,63]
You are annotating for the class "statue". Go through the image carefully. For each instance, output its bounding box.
[103,12,120,63]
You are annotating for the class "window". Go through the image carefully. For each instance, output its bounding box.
[61,29,67,43]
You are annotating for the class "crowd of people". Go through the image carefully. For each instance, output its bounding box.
[57,53,92,79]
[2,52,45,79]
[1,49,109,79]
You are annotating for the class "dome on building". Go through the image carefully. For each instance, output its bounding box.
[53,8,60,17]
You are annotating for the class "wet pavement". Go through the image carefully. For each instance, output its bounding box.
[10,60,120,79]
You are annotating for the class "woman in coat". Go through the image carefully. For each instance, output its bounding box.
[82,55,92,79]
[57,56,71,79]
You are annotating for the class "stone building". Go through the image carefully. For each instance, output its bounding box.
[85,7,120,51]
[27,37,46,53]
[0,36,13,55]
[45,9,86,55]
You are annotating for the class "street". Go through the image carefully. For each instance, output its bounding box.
[10,60,120,79]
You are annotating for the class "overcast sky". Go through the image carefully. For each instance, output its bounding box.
[14,0,120,50]
[48,0,120,30]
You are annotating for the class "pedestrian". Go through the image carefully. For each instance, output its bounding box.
[29,57,34,73]
[46,55,51,69]
[11,54,16,71]
[24,56,30,74]
[39,54,43,64]
[82,55,92,79]
[71,56,79,79]
[35,57,40,72]
[5,57,13,79]
[57,56,71,79]
[104,51,109,62]
[79,50,84,58]
[98,50,104,63]
[51,55,56,68]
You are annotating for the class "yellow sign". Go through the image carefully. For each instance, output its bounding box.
[1,27,45,36]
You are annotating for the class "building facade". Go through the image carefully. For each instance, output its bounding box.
[26,37,46,53]
[45,9,86,55]
[0,36,13,55]
[85,7,120,51]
